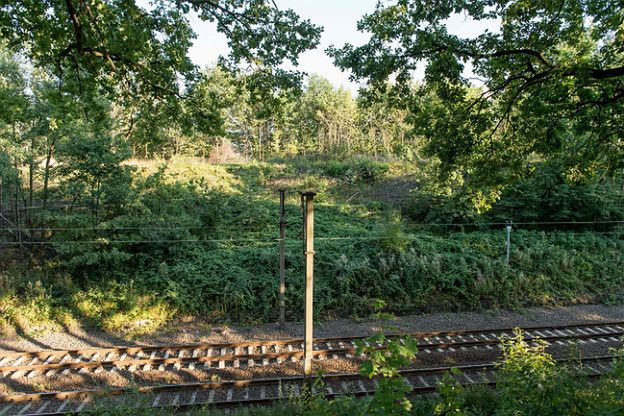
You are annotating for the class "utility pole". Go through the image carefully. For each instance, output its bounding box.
[302,191,315,376]
[278,189,286,329]
[506,220,512,264]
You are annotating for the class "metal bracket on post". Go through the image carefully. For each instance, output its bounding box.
[506,220,512,264]
[301,191,316,377]
[278,189,286,329]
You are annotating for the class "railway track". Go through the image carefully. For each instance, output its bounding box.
[1,320,622,379]
[0,354,617,416]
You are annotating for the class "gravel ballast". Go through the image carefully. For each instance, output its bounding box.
[1,304,624,352]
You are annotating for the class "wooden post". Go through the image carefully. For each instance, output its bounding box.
[278,189,286,329]
[302,192,315,376]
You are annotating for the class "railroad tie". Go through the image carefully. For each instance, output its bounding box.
[584,364,601,375]
[34,401,51,414]
[144,351,156,371]
[326,342,339,360]
[6,355,25,378]
[418,376,430,388]
[434,337,445,353]
[288,344,297,362]
[56,398,70,413]
[128,352,140,373]
[261,346,269,366]
[226,387,234,402]
[47,354,66,377]
[596,362,612,372]
[463,373,475,384]
[189,349,199,371]
[79,353,100,375]
[113,353,127,373]
[173,350,185,370]
[234,347,241,368]
[26,356,43,378]
[219,348,227,369]
[75,397,91,412]
[158,351,169,371]
[16,401,32,415]
[357,380,367,393]
[190,390,198,405]
[338,342,352,359]
[340,381,349,393]
[0,404,13,416]
[275,345,283,364]
[247,346,255,367]
[204,348,213,369]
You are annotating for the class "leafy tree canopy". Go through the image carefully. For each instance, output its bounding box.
[0,0,322,100]
[329,0,624,193]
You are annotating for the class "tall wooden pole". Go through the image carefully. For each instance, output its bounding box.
[278,189,286,329]
[302,192,315,376]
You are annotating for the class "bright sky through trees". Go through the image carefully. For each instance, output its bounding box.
[186,0,500,92]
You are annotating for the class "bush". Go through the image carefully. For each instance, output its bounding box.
[406,162,624,225]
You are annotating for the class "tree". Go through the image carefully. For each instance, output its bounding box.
[0,1,322,102]
[329,0,624,193]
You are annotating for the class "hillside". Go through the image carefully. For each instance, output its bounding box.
[1,157,623,337]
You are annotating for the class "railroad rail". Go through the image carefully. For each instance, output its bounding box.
[0,354,617,416]
[1,320,622,379]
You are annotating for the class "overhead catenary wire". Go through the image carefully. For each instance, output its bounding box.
[2,228,622,246]
[0,237,299,246]
[1,219,623,234]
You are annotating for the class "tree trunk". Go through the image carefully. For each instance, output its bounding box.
[29,135,34,208]
[42,138,55,210]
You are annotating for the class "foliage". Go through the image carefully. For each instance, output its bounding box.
[356,333,418,415]
[329,0,624,197]
[1,159,624,334]
[407,162,624,224]
[0,0,321,101]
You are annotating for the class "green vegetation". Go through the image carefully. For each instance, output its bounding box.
[80,332,624,415]
[0,1,623,337]
[1,158,624,335]
[1,3,623,415]
[330,0,624,203]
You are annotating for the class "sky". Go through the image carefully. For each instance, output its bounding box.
[186,0,500,93]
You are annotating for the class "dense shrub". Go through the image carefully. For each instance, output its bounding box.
[407,162,624,225]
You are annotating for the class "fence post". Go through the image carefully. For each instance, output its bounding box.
[506,220,512,263]
[302,191,316,376]
[278,189,286,329]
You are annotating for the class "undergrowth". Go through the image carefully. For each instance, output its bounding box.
[1,158,624,335]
